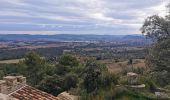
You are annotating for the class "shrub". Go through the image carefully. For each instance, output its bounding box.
[55,64,71,75]
[38,75,65,96]
[139,76,157,92]
[64,73,78,91]
[100,73,119,88]
[119,76,128,85]
[59,54,79,67]
[165,84,170,90]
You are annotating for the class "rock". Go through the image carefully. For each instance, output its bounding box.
[129,84,145,88]
[155,92,169,99]
[57,92,79,100]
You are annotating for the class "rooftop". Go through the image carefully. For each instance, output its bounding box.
[9,85,58,100]
[0,76,59,100]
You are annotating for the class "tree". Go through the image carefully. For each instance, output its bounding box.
[128,58,133,65]
[24,51,45,86]
[0,70,4,79]
[141,4,170,86]
[141,3,170,41]
[141,15,170,41]
[58,54,79,67]
[38,75,65,96]
[100,73,118,88]
[83,61,102,93]
[147,38,170,72]
[82,60,117,93]
[146,38,170,86]
[55,64,71,75]
[64,73,78,91]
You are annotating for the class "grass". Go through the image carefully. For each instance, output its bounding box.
[99,59,145,73]
[80,85,157,100]
[0,58,23,64]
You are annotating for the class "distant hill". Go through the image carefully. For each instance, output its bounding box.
[0,34,150,43]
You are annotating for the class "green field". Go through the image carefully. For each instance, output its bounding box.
[0,59,23,64]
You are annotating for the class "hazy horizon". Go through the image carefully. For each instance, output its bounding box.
[0,0,168,35]
[0,31,143,36]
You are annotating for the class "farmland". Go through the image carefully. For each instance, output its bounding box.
[0,59,22,64]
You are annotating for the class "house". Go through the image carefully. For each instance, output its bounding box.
[0,76,58,100]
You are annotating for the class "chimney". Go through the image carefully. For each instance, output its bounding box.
[0,76,26,94]
[3,76,17,86]
[16,76,26,86]
[0,80,7,94]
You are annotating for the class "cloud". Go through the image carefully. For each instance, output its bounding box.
[0,0,167,35]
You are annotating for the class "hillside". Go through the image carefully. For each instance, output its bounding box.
[0,34,150,43]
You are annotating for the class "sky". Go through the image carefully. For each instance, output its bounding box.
[0,0,169,35]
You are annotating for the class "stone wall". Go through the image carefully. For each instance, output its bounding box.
[0,76,26,95]
[0,93,17,100]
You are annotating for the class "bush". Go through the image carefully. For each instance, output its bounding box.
[165,84,170,90]
[0,70,4,79]
[83,61,102,93]
[59,54,79,67]
[119,76,128,85]
[100,73,118,88]
[64,73,78,91]
[120,66,131,75]
[55,64,71,75]
[151,71,169,87]
[139,76,157,92]
[38,75,65,96]
[133,67,146,75]
[111,86,156,100]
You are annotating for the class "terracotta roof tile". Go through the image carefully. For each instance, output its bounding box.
[10,85,58,100]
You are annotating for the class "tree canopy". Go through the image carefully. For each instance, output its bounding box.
[141,15,170,41]
[141,3,170,86]
[24,51,46,86]
[141,4,170,41]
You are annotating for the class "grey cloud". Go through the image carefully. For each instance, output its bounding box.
[0,0,165,35]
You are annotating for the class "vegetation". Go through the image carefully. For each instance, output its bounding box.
[0,51,159,99]
[141,4,170,87]
[0,4,170,100]
[0,47,64,60]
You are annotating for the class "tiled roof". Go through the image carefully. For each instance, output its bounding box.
[9,85,58,100]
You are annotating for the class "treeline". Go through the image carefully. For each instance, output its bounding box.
[74,47,146,60]
[0,47,64,60]
[0,45,146,61]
